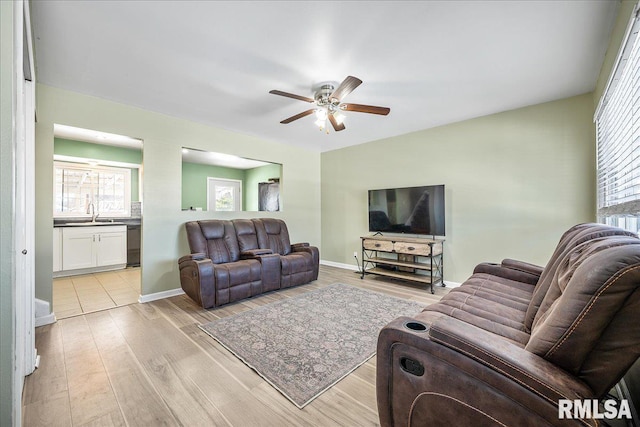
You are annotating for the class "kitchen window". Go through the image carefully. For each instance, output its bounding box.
[54,161,131,218]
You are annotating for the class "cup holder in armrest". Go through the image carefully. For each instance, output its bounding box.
[404,321,427,332]
[400,357,424,376]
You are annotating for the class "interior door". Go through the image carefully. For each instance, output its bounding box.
[13,2,36,424]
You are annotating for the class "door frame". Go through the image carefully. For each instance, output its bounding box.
[206,177,242,212]
[12,0,36,424]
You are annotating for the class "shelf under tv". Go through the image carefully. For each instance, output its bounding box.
[360,235,445,293]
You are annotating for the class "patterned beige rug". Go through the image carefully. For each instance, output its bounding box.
[199,283,425,408]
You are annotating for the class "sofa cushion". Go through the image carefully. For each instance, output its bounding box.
[212,259,262,305]
[280,252,313,275]
[450,275,534,309]
[232,219,261,252]
[254,218,292,255]
[422,272,535,345]
[186,220,241,263]
[279,252,314,288]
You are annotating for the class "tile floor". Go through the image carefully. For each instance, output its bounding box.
[53,267,141,319]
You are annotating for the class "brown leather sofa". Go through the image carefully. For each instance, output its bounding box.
[377,223,640,426]
[178,218,319,309]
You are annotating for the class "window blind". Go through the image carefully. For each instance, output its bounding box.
[596,4,640,231]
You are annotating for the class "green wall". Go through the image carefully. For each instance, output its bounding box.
[0,1,15,423]
[321,94,596,283]
[34,84,321,306]
[181,162,282,211]
[54,137,141,202]
[181,162,245,210]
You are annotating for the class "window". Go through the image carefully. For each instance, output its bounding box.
[596,5,640,232]
[54,161,131,218]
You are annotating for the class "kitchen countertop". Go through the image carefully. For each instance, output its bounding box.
[54,218,141,227]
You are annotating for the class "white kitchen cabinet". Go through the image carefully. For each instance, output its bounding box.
[95,229,127,267]
[61,225,127,273]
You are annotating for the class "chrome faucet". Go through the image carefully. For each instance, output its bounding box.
[87,202,99,222]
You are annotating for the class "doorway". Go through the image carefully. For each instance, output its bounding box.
[207,177,242,211]
[51,125,143,318]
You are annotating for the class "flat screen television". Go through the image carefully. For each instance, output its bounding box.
[368,185,445,236]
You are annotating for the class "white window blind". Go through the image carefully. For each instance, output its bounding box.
[596,4,640,232]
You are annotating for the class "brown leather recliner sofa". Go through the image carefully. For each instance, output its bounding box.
[377,223,640,426]
[178,218,319,309]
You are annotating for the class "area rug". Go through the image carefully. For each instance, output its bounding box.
[199,283,425,408]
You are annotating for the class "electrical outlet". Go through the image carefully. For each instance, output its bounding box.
[353,251,358,258]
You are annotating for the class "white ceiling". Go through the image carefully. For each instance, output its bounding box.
[31,1,618,153]
[181,147,273,170]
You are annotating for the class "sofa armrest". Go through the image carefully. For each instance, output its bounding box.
[428,316,593,402]
[473,262,540,286]
[178,255,216,308]
[178,252,206,265]
[501,258,544,277]
[250,252,281,292]
[292,243,319,281]
[377,314,597,427]
[240,248,273,259]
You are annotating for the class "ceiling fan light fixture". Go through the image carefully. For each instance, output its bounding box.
[315,108,328,121]
[333,111,345,125]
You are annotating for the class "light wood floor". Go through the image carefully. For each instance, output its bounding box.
[53,268,141,319]
[23,265,448,427]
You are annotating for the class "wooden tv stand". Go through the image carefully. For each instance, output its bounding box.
[360,235,444,294]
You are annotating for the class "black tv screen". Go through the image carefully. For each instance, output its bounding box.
[368,185,445,236]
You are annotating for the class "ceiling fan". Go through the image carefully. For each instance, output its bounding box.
[269,76,390,133]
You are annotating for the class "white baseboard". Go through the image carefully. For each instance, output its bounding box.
[320,259,359,271]
[138,288,185,304]
[35,313,56,327]
[444,281,461,288]
[35,298,56,327]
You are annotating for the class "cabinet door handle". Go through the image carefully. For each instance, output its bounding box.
[375,243,381,248]
[93,235,96,242]
[408,246,415,251]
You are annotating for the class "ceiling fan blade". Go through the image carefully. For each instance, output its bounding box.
[341,103,390,116]
[328,114,346,132]
[269,90,315,103]
[280,109,315,124]
[329,76,362,102]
